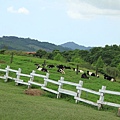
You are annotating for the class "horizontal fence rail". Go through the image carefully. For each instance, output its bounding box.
[75,84,100,107]
[97,86,120,108]
[0,65,120,110]
[41,77,60,98]
[58,78,80,98]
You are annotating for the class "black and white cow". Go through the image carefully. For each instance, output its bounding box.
[64,66,71,69]
[47,64,55,68]
[38,68,49,72]
[57,68,65,74]
[104,74,116,82]
[36,64,49,72]
[56,65,65,69]
[81,73,89,79]
[87,71,99,78]
[73,68,84,73]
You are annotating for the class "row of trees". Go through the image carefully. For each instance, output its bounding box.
[34,45,120,66]
[34,45,120,78]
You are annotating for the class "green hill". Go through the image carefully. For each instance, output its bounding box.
[0,36,71,52]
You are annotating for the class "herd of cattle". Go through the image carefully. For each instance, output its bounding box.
[34,64,116,82]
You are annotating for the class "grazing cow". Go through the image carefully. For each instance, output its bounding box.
[64,66,71,69]
[104,74,116,82]
[47,64,55,68]
[56,65,65,69]
[41,68,49,72]
[78,69,84,73]
[87,71,95,76]
[87,71,99,78]
[73,68,84,73]
[37,67,49,72]
[57,68,65,74]
[81,73,89,79]
[36,65,49,72]
[34,63,41,69]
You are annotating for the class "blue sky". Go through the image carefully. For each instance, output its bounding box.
[1,0,120,47]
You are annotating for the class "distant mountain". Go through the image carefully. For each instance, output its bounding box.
[60,42,92,50]
[0,36,71,52]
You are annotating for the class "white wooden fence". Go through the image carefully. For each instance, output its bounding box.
[0,65,120,110]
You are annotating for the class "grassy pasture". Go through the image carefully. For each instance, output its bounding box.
[0,79,120,120]
[0,54,120,119]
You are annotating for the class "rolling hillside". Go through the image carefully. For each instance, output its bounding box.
[0,36,71,52]
[0,36,92,52]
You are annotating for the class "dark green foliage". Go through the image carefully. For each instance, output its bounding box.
[104,66,120,78]
[54,53,66,62]
[86,45,120,68]
[0,49,6,54]
[35,49,47,58]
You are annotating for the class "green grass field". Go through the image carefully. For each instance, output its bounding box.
[0,80,120,120]
[0,54,120,120]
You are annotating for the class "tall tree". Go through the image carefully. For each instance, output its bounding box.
[95,56,104,75]
[35,49,47,58]
[54,53,66,62]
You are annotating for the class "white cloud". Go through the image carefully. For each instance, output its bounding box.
[18,7,29,14]
[7,6,29,15]
[66,0,120,19]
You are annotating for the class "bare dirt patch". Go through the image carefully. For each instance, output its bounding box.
[24,89,45,96]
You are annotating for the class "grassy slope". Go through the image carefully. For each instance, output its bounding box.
[0,80,120,120]
[0,54,120,119]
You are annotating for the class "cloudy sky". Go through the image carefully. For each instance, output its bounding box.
[1,0,120,47]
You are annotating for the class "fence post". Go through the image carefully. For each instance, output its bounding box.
[57,77,64,98]
[75,80,83,103]
[117,108,120,117]
[10,52,14,63]
[4,66,10,82]
[76,65,79,75]
[98,86,106,110]
[15,68,21,85]
[43,73,49,87]
[46,73,49,79]
[28,70,35,89]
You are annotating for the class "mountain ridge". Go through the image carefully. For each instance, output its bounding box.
[60,42,92,50]
[0,36,92,52]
